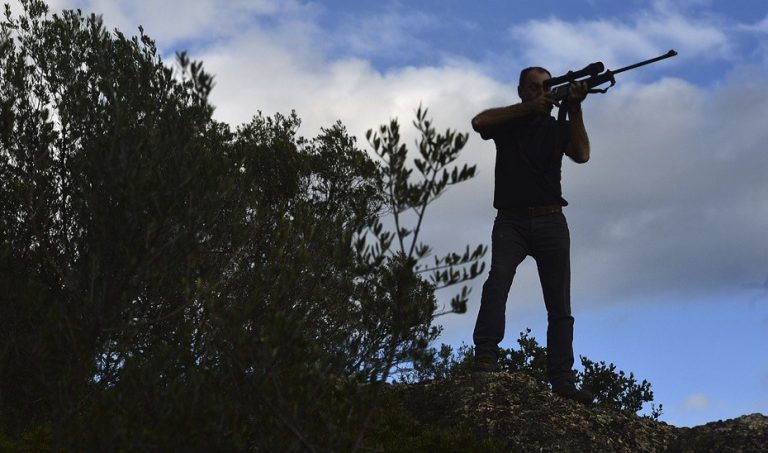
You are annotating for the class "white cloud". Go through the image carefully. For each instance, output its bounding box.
[682,393,710,410]
[9,0,768,318]
[5,0,71,17]
[21,0,316,47]
[59,0,764,314]
[508,8,730,76]
[191,11,510,145]
[335,6,436,60]
[735,13,768,65]
[738,14,768,33]
[565,68,768,302]
[509,18,658,72]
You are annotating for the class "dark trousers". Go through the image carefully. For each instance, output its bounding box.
[472,210,576,386]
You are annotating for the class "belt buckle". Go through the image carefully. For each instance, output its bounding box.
[530,206,559,217]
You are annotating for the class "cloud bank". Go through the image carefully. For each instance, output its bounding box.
[12,0,768,314]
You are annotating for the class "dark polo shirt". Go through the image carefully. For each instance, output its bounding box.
[482,115,571,209]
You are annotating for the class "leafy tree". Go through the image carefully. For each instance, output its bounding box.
[0,1,486,450]
[364,107,486,316]
[361,108,487,386]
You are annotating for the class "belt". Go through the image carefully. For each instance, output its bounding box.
[499,205,562,217]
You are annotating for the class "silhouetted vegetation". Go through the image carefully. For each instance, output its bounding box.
[0,1,486,449]
[0,1,659,450]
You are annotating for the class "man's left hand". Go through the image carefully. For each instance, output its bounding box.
[568,81,589,103]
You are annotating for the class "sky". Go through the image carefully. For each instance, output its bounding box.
[14,0,768,428]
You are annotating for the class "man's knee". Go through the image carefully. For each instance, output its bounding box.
[548,312,574,323]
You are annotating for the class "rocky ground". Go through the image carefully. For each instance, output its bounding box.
[386,371,767,452]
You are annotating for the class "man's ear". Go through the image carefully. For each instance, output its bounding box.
[517,85,523,100]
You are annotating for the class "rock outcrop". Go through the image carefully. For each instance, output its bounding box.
[387,371,767,452]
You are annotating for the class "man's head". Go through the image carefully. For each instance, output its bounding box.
[518,67,552,102]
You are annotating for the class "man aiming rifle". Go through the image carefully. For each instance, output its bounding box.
[469,51,677,405]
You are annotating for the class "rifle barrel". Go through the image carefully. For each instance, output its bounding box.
[611,50,677,76]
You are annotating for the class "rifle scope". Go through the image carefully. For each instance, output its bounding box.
[543,62,604,89]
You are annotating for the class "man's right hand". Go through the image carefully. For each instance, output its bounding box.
[523,97,558,116]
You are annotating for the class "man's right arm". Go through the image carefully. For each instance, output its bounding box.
[471,98,556,139]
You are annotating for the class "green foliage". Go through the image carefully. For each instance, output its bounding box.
[499,327,550,384]
[397,342,475,383]
[359,106,489,386]
[0,1,485,450]
[580,357,663,421]
[364,106,487,316]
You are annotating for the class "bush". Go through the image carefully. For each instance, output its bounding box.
[580,357,663,420]
[407,329,663,420]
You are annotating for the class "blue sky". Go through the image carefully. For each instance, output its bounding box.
[21,0,768,427]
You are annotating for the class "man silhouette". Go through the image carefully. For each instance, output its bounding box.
[470,66,593,405]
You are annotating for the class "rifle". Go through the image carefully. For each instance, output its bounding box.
[544,49,678,120]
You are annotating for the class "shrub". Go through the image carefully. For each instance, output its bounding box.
[407,329,663,420]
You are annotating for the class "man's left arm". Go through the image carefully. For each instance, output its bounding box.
[564,81,590,164]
